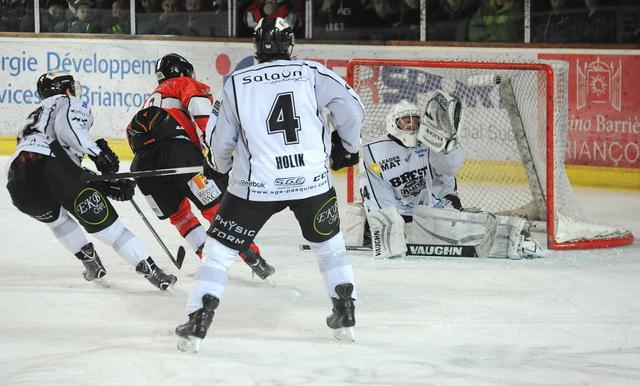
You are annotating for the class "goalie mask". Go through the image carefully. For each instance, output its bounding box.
[254,17,295,63]
[418,90,462,153]
[155,53,195,84]
[385,100,421,148]
[37,71,77,99]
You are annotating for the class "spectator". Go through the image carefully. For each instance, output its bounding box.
[136,0,160,34]
[394,0,420,32]
[183,0,211,36]
[532,0,583,43]
[577,0,617,43]
[366,0,399,39]
[427,0,480,41]
[242,0,298,37]
[0,0,28,31]
[20,0,65,31]
[143,0,184,34]
[209,0,229,36]
[103,0,130,33]
[314,0,366,39]
[468,0,523,42]
[67,0,102,32]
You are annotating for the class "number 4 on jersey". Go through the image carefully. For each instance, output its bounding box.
[267,92,301,145]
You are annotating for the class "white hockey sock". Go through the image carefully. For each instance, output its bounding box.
[309,232,357,300]
[93,219,149,265]
[47,209,90,255]
[186,237,236,314]
[184,225,207,253]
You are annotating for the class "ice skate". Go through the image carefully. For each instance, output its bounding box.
[135,257,177,291]
[75,243,108,286]
[176,294,220,353]
[239,244,275,286]
[326,283,356,342]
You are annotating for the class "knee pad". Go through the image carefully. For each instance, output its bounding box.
[308,232,347,261]
[200,237,237,270]
[93,219,148,265]
[47,208,89,254]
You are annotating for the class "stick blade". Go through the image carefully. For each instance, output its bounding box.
[174,246,186,269]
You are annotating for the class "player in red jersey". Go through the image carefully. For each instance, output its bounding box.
[135,53,275,281]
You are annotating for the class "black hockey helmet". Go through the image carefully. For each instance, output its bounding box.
[155,53,195,84]
[254,17,294,63]
[37,71,76,99]
[126,106,183,152]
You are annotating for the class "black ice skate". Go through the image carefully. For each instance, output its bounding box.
[176,294,220,353]
[326,283,356,342]
[135,257,177,291]
[239,244,275,285]
[74,243,107,285]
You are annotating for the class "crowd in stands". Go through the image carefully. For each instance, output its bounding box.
[0,0,638,43]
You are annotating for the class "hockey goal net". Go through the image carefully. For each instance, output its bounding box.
[346,58,633,250]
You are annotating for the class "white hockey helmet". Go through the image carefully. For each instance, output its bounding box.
[385,100,422,147]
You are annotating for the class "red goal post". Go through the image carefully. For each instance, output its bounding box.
[345,58,634,250]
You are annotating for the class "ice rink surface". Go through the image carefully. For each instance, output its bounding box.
[0,156,639,386]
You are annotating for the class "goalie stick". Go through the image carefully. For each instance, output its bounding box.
[130,197,186,269]
[83,166,204,182]
[299,244,479,258]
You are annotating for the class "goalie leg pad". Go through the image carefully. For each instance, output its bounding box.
[411,206,497,258]
[343,203,367,247]
[367,207,406,259]
[495,216,544,259]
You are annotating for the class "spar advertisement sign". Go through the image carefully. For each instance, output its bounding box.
[540,53,640,169]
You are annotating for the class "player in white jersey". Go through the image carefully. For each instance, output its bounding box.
[175,17,364,352]
[351,92,543,260]
[5,72,177,291]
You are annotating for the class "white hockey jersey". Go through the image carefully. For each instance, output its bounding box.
[207,59,364,201]
[7,94,100,170]
[359,134,464,217]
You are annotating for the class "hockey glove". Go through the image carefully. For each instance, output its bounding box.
[89,139,119,174]
[434,193,463,210]
[417,91,461,153]
[330,130,359,171]
[99,179,136,201]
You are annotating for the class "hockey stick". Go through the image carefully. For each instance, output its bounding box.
[83,166,203,182]
[130,197,186,269]
[300,243,479,258]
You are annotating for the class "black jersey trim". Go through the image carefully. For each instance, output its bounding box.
[230,75,252,200]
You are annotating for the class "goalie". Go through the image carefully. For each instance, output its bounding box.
[347,91,543,260]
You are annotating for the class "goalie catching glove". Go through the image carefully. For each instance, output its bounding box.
[330,130,359,171]
[417,91,462,153]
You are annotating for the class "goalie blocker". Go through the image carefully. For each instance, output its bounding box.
[344,204,544,259]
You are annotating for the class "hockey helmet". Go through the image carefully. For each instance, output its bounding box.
[385,100,422,147]
[37,71,76,99]
[155,53,195,84]
[254,17,294,63]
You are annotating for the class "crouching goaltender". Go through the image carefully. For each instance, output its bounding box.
[346,90,544,260]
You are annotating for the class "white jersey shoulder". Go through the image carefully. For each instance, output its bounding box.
[8,95,99,170]
[209,59,363,201]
